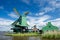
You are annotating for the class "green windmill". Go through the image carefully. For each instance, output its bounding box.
[42,22,59,32]
[12,8,29,33]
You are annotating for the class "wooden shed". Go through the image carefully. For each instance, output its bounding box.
[42,22,59,32]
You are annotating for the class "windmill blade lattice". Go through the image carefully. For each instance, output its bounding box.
[13,8,20,16]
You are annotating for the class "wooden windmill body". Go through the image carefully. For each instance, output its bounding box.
[12,8,29,33]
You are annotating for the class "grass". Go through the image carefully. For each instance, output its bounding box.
[5,31,60,39]
[41,31,60,39]
[5,32,39,36]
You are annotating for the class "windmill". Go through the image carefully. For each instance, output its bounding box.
[12,8,29,33]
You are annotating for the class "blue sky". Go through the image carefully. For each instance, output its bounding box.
[0,0,60,31]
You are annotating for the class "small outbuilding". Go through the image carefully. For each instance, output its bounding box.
[42,22,59,32]
[32,25,38,32]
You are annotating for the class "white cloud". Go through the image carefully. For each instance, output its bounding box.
[22,0,30,4]
[47,18,60,27]
[56,3,60,8]
[0,18,13,26]
[27,15,60,29]
[52,21,60,27]
[35,7,54,16]
[43,7,55,13]
[0,18,14,31]
[0,25,13,31]
[33,0,46,7]
[48,0,60,8]
[22,0,60,17]
[36,12,45,16]
[8,12,19,18]
[27,15,51,29]
[22,0,60,8]
[39,12,45,15]
[38,15,51,21]
[34,0,60,16]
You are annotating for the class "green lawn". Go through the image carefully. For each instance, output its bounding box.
[5,33,40,36]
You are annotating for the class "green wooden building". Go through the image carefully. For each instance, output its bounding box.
[42,22,59,32]
[11,8,29,33]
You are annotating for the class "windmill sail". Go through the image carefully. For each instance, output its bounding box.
[12,8,22,26]
[12,19,19,26]
[24,11,29,16]
[12,16,22,26]
[13,8,20,16]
